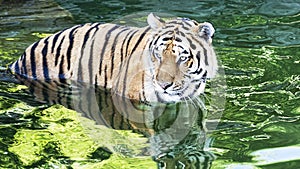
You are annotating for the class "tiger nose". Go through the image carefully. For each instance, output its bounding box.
[158,81,173,90]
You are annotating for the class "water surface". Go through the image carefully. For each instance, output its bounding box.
[0,0,299,168]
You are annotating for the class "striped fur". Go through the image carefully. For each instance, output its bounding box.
[9,13,217,103]
[156,150,215,169]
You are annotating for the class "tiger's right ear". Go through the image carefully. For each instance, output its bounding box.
[199,22,215,42]
[147,13,165,30]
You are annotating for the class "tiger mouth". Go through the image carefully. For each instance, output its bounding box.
[155,92,181,102]
[154,82,182,95]
[154,86,187,102]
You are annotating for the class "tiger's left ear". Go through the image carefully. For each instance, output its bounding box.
[199,22,215,43]
[147,13,165,30]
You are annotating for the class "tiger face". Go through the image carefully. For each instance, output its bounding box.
[147,13,217,102]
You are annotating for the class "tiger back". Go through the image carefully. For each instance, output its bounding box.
[9,13,217,103]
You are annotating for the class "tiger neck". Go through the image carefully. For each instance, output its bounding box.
[107,25,156,101]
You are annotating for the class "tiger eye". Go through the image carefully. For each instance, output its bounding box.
[180,56,187,61]
[187,59,193,68]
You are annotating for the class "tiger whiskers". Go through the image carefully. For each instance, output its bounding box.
[200,92,212,108]
[181,96,190,110]
[186,95,206,112]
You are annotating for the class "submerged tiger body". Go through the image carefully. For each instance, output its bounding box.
[9,13,217,103]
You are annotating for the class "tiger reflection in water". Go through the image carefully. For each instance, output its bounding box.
[9,13,218,168]
[14,77,216,169]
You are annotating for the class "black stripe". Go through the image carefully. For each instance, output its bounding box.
[120,29,136,63]
[192,20,199,26]
[183,20,192,27]
[152,35,161,46]
[162,37,173,41]
[103,68,110,118]
[190,67,203,75]
[190,35,209,65]
[179,31,185,37]
[141,71,147,102]
[66,87,73,109]
[164,25,175,29]
[162,30,174,35]
[82,23,101,50]
[181,25,190,30]
[196,51,201,73]
[88,37,96,83]
[195,154,201,169]
[54,36,65,66]
[130,27,151,55]
[203,47,208,65]
[184,74,191,79]
[202,154,210,169]
[41,81,50,103]
[78,23,100,82]
[190,75,206,96]
[94,72,99,88]
[12,59,20,75]
[42,37,50,80]
[187,38,196,50]
[21,53,27,78]
[58,55,66,83]
[182,50,190,54]
[51,30,65,53]
[121,28,151,98]
[174,26,179,34]
[66,25,82,70]
[202,70,207,81]
[125,30,139,57]
[175,37,182,42]
[78,25,96,79]
[110,27,130,78]
[30,41,40,80]
[168,21,178,24]
[119,28,150,122]
[104,65,108,90]
[94,86,110,126]
[113,29,138,95]
[168,20,190,30]
[94,75,103,116]
[99,25,120,76]
[148,39,154,51]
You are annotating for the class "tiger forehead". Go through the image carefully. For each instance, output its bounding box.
[157,19,200,36]
[165,18,199,29]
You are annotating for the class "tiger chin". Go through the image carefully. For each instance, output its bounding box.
[9,13,217,103]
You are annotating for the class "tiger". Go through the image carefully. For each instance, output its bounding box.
[7,13,218,167]
[8,13,218,103]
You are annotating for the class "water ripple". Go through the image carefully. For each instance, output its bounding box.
[257,0,300,16]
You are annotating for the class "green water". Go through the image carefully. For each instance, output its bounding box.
[0,0,300,168]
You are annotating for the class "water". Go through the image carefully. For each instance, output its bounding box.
[0,0,299,168]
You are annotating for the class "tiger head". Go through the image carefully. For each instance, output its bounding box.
[147,13,218,102]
